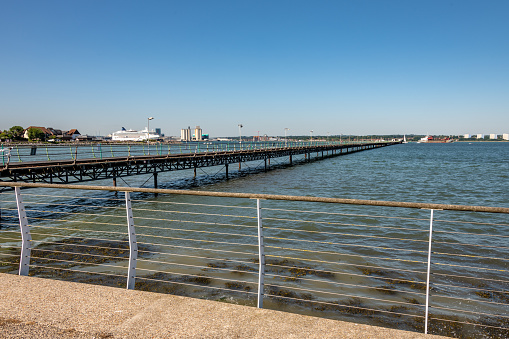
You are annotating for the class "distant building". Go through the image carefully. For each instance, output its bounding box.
[476,134,484,139]
[180,126,191,141]
[155,128,162,136]
[194,126,203,141]
[503,134,509,141]
[490,134,498,139]
[463,134,471,138]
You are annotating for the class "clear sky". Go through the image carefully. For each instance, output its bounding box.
[1,0,508,137]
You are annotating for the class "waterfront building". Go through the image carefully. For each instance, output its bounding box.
[476,134,484,139]
[463,134,471,138]
[503,134,509,141]
[194,126,203,141]
[180,127,192,141]
[489,134,498,139]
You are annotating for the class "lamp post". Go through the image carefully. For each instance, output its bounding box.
[327,131,330,145]
[310,130,313,145]
[238,124,243,148]
[147,117,154,154]
[284,128,289,147]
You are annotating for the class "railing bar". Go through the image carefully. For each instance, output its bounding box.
[134,199,255,210]
[432,272,509,284]
[32,248,127,260]
[428,317,509,331]
[432,229,509,238]
[433,262,508,273]
[264,217,427,233]
[2,182,507,214]
[28,217,122,228]
[266,246,427,265]
[264,207,428,222]
[430,305,509,318]
[136,233,258,248]
[434,218,509,227]
[432,251,509,261]
[433,282,509,294]
[0,253,20,257]
[0,223,22,227]
[30,240,129,252]
[21,193,125,202]
[30,225,126,235]
[265,272,425,296]
[266,216,509,237]
[264,282,423,307]
[266,254,427,274]
[433,240,509,250]
[134,218,258,230]
[23,233,126,243]
[264,293,425,319]
[23,210,124,219]
[132,224,257,238]
[136,258,257,275]
[137,250,254,265]
[267,226,429,242]
[30,256,127,268]
[136,217,256,230]
[27,219,126,228]
[30,264,127,278]
[24,202,125,210]
[265,280,425,307]
[137,241,254,256]
[136,276,258,295]
[431,293,509,306]
[135,267,254,285]
[265,236,428,254]
[134,208,256,220]
[266,263,426,284]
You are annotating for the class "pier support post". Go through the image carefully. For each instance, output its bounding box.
[225,163,229,179]
[264,158,267,172]
[153,172,158,189]
[113,176,117,187]
[289,154,292,165]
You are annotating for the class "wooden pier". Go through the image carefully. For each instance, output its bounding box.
[0,142,400,185]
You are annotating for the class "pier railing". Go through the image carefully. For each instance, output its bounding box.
[1,140,383,165]
[0,182,507,337]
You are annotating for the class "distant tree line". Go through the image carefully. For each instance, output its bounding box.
[0,125,46,141]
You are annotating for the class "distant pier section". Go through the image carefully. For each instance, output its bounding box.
[0,142,400,185]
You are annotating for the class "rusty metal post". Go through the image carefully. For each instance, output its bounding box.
[225,163,229,179]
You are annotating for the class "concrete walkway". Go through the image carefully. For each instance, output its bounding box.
[0,274,446,338]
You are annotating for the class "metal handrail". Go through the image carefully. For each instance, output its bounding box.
[1,182,508,213]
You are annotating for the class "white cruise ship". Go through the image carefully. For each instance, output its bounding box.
[111,127,160,141]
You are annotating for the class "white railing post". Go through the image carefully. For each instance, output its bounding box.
[257,199,265,308]
[15,187,31,276]
[424,209,434,334]
[125,192,138,290]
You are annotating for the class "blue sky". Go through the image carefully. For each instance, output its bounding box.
[1,0,508,137]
